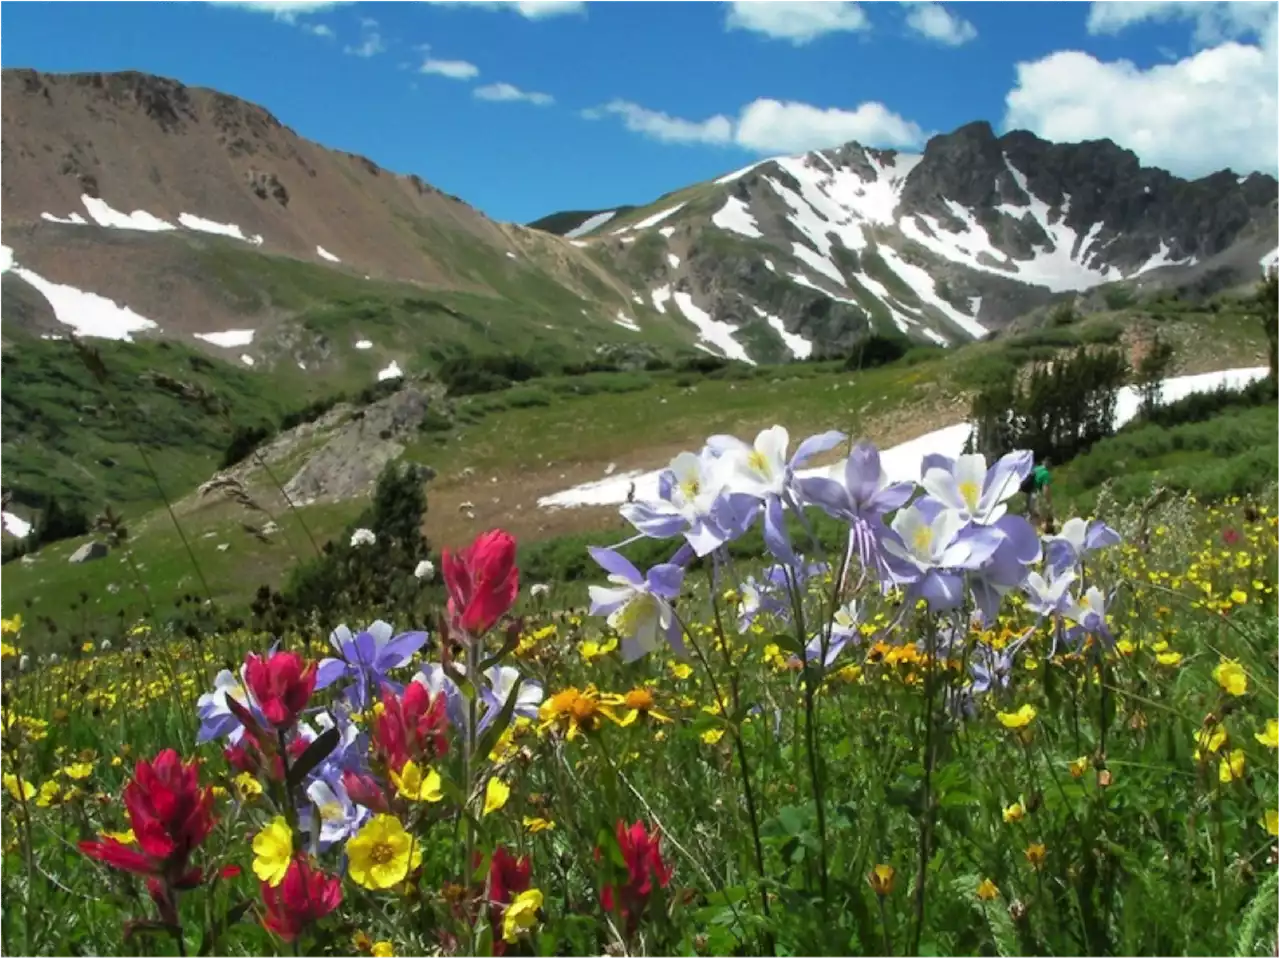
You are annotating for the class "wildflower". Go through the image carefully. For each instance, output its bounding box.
[616,687,674,726]
[260,855,343,942]
[1,614,21,635]
[1213,659,1248,696]
[868,864,896,896]
[579,637,618,663]
[1064,586,1114,646]
[1044,518,1121,576]
[668,660,693,680]
[481,665,544,732]
[196,668,259,745]
[234,771,264,799]
[350,528,377,548]
[620,447,738,557]
[61,762,93,780]
[442,529,519,636]
[371,681,449,773]
[1230,589,1248,605]
[347,814,422,890]
[307,776,372,846]
[4,774,35,802]
[701,728,726,745]
[1024,843,1047,870]
[78,749,216,893]
[103,828,136,844]
[372,943,394,958]
[486,846,532,954]
[530,583,551,599]
[1218,749,1245,784]
[1069,756,1089,779]
[253,816,294,887]
[1194,724,1228,759]
[599,820,673,932]
[977,878,1000,901]
[1264,809,1279,837]
[1255,720,1278,748]
[1002,801,1026,824]
[538,686,621,739]
[0,642,16,659]
[484,777,511,816]
[523,816,556,833]
[1156,650,1183,667]
[413,559,436,581]
[243,650,317,729]
[711,425,846,563]
[882,500,1004,611]
[390,760,442,803]
[587,547,685,662]
[997,705,1037,729]
[503,889,543,944]
[1022,568,1076,619]
[316,621,428,710]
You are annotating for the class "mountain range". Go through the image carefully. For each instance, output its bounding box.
[2,67,1276,373]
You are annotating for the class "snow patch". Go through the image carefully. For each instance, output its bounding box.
[564,210,616,239]
[240,354,255,367]
[377,361,404,382]
[41,211,88,225]
[3,512,32,538]
[791,243,846,286]
[0,245,13,274]
[505,251,517,260]
[631,293,644,305]
[570,240,589,248]
[355,340,373,350]
[876,246,988,339]
[651,285,672,314]
[672,291,755,365]
[659,226,675,239]
[614,311,641,332]
[317,246,341,262]
[194,329,256,348]
[667,253,681,268]
[177,213,264,245]
[711,196,764,239]
[764,259,776,272]
[536,367,1268,511]
[82,195,175,232]
[1261,247,1279,270]
[752,305,812,359]
[921,328,949,346]
[7,254,159,341]
[613,202,687,234]
[714,158,770,184]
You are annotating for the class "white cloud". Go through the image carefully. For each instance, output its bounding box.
[344,31,385,57]
[1086,1,1274,46]
[725,1,869,44]
[427,1,586,19]
[420,58,480,80]
[1004,31,1278,178]
[474,82,554,105]
[589,100,735,146]
[588,96,925,153]
[204,1,351,23]
[904,2,977,45]
[302,22,334,37]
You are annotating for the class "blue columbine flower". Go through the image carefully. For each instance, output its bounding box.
[1045,518,1121,576]
[587,546,686,662]
[919,450,1032,526]
[881,500,1004,611]
[315,620,428,710]
[196,666,262,745]
[479,665,544,732]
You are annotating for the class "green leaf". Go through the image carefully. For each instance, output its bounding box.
[286,726,340,794]
[474,676,526,761]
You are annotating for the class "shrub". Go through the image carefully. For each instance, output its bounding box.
[843,331,911,371]
[219,423,272,470]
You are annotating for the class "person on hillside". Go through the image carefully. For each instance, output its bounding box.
[1021,458,1053,525]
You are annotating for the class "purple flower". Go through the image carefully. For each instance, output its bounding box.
[196,666,262,745]
[1065,585,1114,647]
[315,621,428,710]
[1045,518,1121,576]
[708,426,846,563]
[305,774,370,850]
[587,547,686,662]
[970,631,1030,696]
[736,575,786,632]
[1022,567,1077,619]
[968,514,1042,622]
[478,665,544,732]
[619,449,753,556]
[882,501,1004,611]
[803,600,862,670]
[920,451,1032,526]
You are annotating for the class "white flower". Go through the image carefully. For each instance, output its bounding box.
[99,640,112,651]
[47,653,59,666]
[350,528,376,548]
[18,654,29,671]
[414,560,436,581]
[530,583,550,599]
[483,665,544,719]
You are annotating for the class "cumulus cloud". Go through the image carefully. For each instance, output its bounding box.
[1004,32,1278,178]
[427,1,586,19]
[1086,1,1274,46]
[205,0,351,20]
[903,2,977,45]
[586,96,925,153]
[302,22,334,37]
[344,31,385,57]
[474,82,554,105]
[420,58,480,80]
[725,1,869,44]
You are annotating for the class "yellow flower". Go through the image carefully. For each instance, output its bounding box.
[1002,801,1025,824]
[668,661,693,681]
[371,942,395,958]
[616,687,673,726]
[1156,650,1183,667]
[701,728,726,745]
[1255,720,1279,749]
[578,637,617,664]
[1263,809,1279,837]
[868,864,896,896]
[0,642,16,659]
[1230,589,1248,605]
[1218,749,1245,784]
[538,686,620,740]
[483,777,511,816]
[60,762,93,780]
[977,878,1000,901]
[102,828,136,844]
[523,816,556,834]
[502,888,543,944]
[1194,724,1228,759]
[1115,638,1136,657]
[1213,659,1248,696]
[3,774,35,802]
[1068,756,1089,779]
[252,816,293,887]
[1,615,22,636]
[997,705,1037,729]
[1024,843,1047,870]
[81,642,94,654]
[390,761,443,804]
[111,756,123,768]
[234,772,264,799]
[35,780,64,808]
[347,815,422,891]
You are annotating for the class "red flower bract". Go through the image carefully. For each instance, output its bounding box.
[79,749,216,891]
[442,529,519,636]
[261,855,343,942]
[243,651,317,729]
[372,680,449,774]
[486,846,532,956]
[598,820,673,932]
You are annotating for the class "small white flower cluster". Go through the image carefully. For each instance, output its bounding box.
[414,560,436,581]
[350,528,377,548]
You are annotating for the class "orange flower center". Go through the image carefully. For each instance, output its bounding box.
[624,689,655,711]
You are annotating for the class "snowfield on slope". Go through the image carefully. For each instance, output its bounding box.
[2,244,159,340]
[564,210,616,239]
[536,367,1270,510]
[195,329,256,348]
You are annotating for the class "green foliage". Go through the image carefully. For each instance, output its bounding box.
[843,331,913,371]
[220,423,272,470]
[1134,333,1176,418]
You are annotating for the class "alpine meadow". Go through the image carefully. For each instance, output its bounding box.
[1,1,1278,957]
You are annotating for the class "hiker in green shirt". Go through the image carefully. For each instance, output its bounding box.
[1021,459,1053,524]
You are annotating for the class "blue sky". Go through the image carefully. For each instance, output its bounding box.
[2,1,1275,223]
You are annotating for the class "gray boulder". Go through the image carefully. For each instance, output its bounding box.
[68,542,108,564]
